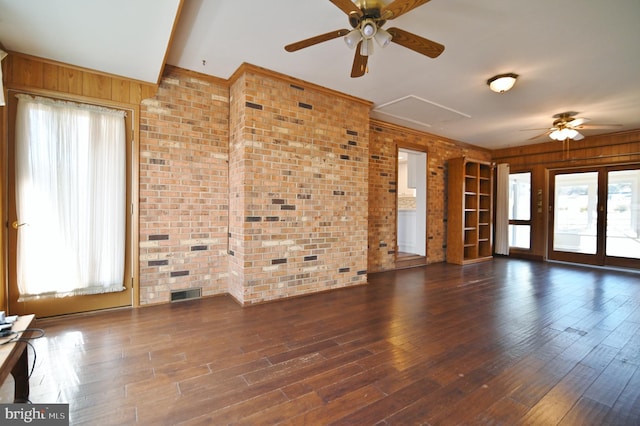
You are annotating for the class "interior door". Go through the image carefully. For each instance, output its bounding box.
[6,92,133,317]
[548,165,640,269]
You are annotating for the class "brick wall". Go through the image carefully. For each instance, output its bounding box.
[137,63,492,305]
[138,67,230,305]
[227,73,246,303]
[368,121,491,272]
[229,67,370,304]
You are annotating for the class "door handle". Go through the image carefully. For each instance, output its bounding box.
[11,221,27,230]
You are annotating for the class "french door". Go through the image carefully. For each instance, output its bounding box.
[548,165,640,269]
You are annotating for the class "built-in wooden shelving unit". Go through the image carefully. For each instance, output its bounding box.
[447,157,494,265]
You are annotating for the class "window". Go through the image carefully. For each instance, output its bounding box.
[508,172,531,249]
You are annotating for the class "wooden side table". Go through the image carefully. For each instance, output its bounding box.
[0,314,35,402]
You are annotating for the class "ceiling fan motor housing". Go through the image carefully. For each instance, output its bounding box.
[553,117,572,128]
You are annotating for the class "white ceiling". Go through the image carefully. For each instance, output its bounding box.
[2,0,639,150]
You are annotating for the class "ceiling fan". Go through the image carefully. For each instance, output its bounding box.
[284,0,444,78]
[526,111,622,142]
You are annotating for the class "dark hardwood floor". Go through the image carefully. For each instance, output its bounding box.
[395,252,427,269]
[4,258,640,425]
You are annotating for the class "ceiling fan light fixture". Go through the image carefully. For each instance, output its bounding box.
[550,128,579,141]
[565,128,579,139]
[549,129,563,141]
[285,0,445,77]
[360,38,374,56]
[361,19,377,39]
[344,29,362,49]
[374,27,392,48]
[487,73,519,93]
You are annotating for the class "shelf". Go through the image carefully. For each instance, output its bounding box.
[447,156,494,265]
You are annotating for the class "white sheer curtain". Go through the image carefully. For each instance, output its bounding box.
[495,163,510,255]
[15,94,126,300]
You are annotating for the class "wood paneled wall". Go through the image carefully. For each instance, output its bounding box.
[3,52,157,104]
[492,130,640,260]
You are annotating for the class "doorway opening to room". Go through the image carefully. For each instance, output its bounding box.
[548,165,640,269]
[396,147,427,269]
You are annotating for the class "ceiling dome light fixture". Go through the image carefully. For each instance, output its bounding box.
[487,73,519,93]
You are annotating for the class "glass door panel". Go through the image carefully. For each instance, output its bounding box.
[553,172,599,255]
[606,169,640,259]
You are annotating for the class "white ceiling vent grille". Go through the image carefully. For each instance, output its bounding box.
[373,95,471,128]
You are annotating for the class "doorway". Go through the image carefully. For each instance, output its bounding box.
[548,165,640,269]
[6,92,134,317]
[397,148,427,268]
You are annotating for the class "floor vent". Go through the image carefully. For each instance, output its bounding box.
[171,288,202,302]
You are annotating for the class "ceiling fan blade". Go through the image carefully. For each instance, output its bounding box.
[568,117,590,127]
[381,0,431,20]
[527,131,551,141]
[285,29,350,52]
[574,123,622,129]
[351,42,368,78]
[329,0,363,17]
[387,27,444,58]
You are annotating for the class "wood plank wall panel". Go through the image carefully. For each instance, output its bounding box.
[83,73,111,100]
[42,63,59,91]
[112,79,131,103]
[58,68,83,95]
[492,131,640,169]
[4,53,157,104]
[11,55,43,88]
